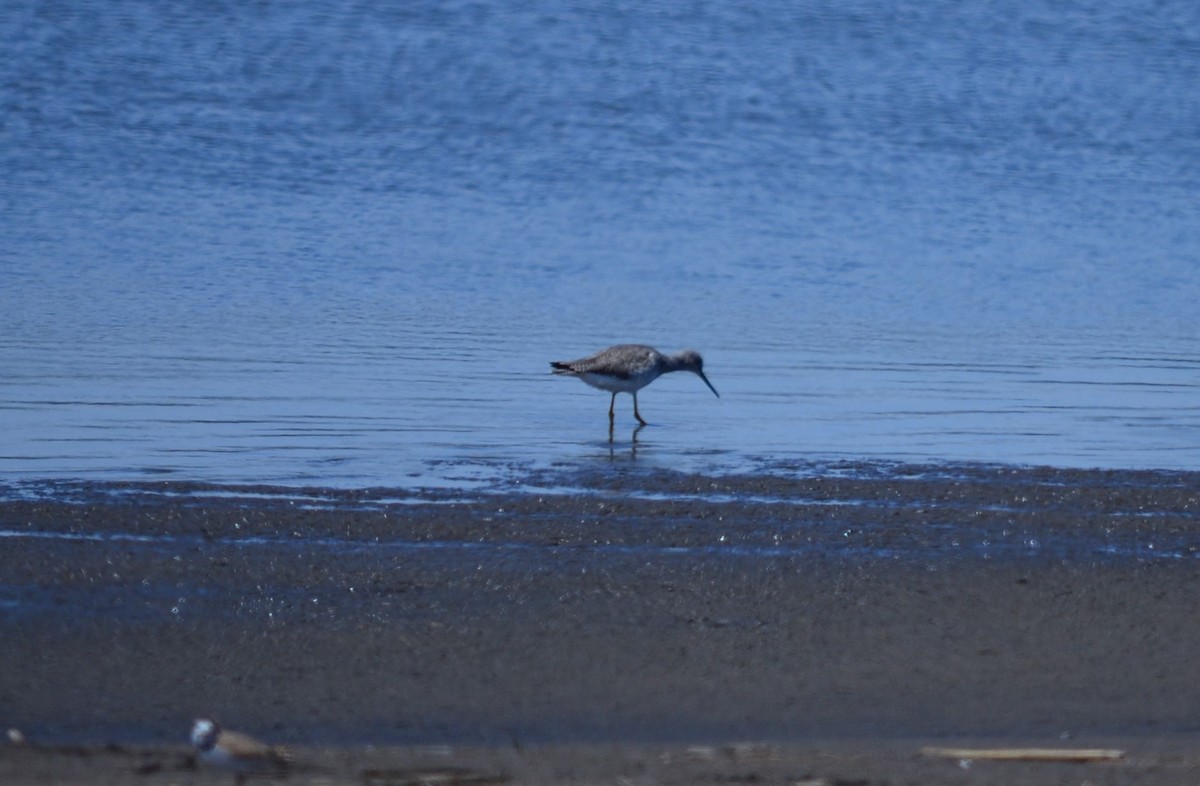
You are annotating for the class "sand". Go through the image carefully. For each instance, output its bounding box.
[1,465,1198,783]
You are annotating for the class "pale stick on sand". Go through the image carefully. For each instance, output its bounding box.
[921,747,1126,762]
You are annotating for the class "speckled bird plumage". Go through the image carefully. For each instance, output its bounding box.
[551,344,718,425]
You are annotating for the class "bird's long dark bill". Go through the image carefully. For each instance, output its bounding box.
[698,371,719,398]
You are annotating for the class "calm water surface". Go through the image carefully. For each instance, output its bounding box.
[2,1,1198,488]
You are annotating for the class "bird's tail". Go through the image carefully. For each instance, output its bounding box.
[550,361,574,375]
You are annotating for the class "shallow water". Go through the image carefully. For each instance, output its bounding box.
[3,460,1196,566]
[3,0,1198,488]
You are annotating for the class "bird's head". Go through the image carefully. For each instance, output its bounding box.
[677,350,719,398]
[191,718,220,751]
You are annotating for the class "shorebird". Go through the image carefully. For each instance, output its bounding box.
[550,344,719,425]
[190,718,290,785]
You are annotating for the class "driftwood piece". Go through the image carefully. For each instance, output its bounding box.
[921,747,1125,763]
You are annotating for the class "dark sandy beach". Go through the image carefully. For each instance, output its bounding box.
[2,464,1199,784]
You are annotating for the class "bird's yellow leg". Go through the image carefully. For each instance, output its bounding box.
[633,392,648,426]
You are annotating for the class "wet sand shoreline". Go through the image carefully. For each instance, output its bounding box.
[7,736,1200,785]
[2,465,1198,783]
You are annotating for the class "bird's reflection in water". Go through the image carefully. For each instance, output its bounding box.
[608,422,645,458]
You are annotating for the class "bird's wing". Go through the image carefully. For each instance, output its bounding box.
[220,730,289,764]
[557,345,654,378]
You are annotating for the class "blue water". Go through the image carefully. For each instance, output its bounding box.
[3,0,1199,487]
